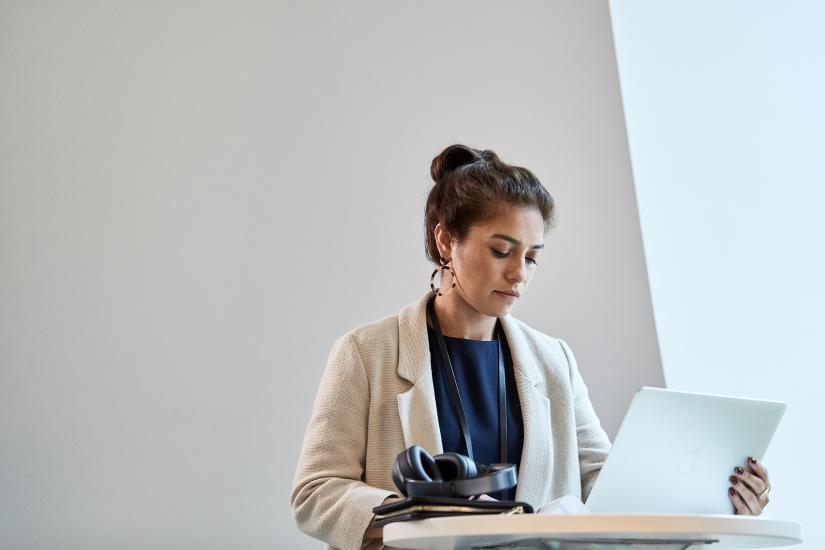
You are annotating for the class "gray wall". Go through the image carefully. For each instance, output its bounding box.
[0,1,661,548]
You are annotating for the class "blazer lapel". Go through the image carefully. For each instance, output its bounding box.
[500,315,553,507]
[396,292,443,455]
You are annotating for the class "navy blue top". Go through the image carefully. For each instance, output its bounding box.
[428,324,524,500]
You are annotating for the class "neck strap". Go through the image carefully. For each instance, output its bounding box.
[427,295,508,465]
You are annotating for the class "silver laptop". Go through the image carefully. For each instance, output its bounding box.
[585,386,785,515]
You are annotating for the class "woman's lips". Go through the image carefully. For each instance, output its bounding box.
[494,290,519,301]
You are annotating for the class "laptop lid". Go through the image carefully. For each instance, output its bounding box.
[585,386,785,514]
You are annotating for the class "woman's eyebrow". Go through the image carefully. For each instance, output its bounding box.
[490,234,544,249]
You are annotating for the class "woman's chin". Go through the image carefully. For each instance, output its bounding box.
[461,293,516,318]
[486,301,515,318]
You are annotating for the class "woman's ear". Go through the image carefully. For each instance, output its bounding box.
[433,223,453,262]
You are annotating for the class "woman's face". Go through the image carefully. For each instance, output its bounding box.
[436,204,545,318]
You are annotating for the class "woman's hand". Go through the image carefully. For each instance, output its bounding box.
[363,496,404,542]
[729,456,771,515]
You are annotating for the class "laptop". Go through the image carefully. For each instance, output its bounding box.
[585,386,785,515]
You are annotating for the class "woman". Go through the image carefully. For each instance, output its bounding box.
[290,144,771,550]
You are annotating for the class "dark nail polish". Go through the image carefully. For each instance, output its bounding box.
[749,457,757,465]
[729,476,739,485]
[735,467,745,475]
[729,487,736,496]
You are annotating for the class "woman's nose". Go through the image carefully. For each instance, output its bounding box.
[506,259,527,282]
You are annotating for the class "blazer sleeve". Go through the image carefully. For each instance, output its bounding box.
[290,333,397,550]
[558,338,612,500]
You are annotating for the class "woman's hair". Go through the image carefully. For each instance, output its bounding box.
[424,144,556,264]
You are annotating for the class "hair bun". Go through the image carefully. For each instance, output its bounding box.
[480,149,497,161]
[430,144,481,183]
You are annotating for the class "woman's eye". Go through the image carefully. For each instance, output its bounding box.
[492,248,538,266]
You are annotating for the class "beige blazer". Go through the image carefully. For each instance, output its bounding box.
[290,292,611,550]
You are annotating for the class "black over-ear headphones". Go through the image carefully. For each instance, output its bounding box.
[392,445,517,498]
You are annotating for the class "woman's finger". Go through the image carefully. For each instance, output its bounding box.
[729,487,751,515]
[733,466,767,497]
[747,457,771,487]
[730,477,762,515]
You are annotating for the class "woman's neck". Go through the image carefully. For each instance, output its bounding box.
[432,292,497,341]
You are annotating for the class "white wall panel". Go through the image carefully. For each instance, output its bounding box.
[611,1,824,545]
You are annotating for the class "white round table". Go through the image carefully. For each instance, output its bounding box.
[383,514,802,549]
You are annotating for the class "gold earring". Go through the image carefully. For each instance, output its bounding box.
[430,258,456,296]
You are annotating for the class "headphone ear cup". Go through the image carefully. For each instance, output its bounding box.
[392,445,441,495]
[410,445,442,481]
[433,452,479,481]
[391,455,409,496]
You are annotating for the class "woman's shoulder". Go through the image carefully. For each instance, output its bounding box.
[505,315,576,370]
[507,315,565,348]
[332,293,426,354]
[341,311,401,349]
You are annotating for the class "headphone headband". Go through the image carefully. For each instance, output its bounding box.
[403,463,516,498]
